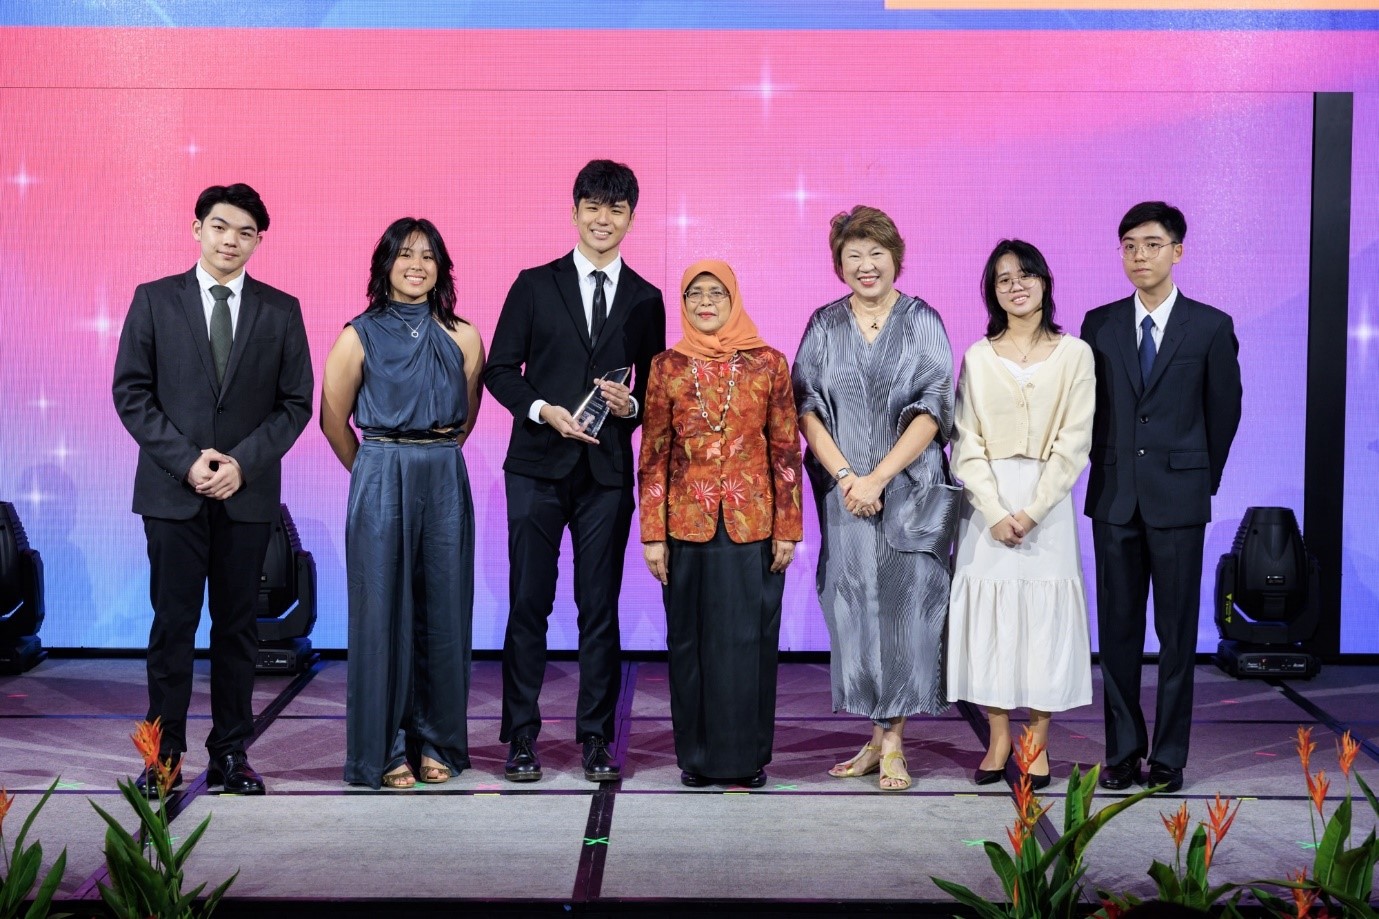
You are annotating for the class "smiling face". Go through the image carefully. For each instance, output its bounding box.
[1120,220,1182,297]
[839,237,897,303]
[193,203,261,282]
[992,252,1045,323]
[683,272,732,335]
[388,231,438,304]
[572,197,633,267]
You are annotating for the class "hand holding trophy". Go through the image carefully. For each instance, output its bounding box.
[571,366,632,439]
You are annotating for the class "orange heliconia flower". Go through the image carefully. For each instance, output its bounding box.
[1161,801,1191,849]
[131,718,162,770]
[1099,900,1125,919]
[0,786,12,836]
[1203,794,1240,869]
[1007,822,1026,858]
[1338,731,1360,779]
[1309,769,1330,818]
[1290,867,1321,918]
[1013,727,1045,776]
[1297,726,1315,775]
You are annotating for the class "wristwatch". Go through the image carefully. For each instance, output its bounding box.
[835,467,854,481]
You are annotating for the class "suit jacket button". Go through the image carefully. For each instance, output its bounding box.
[1136,449,1146,457]
[1139,415,1149,424]
[217,407,224,414]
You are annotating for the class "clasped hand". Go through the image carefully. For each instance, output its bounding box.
[990,511,1036,548]
[187,448,243,501]
[840,474,883,518]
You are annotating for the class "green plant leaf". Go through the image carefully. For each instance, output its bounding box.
[201,869,239,918]
[23,847,67,919]
[931,876,1010,919]
[173,814,215,869]
[1326,833,1378,901]
[1147,859,1183,900]
[1314,794,1352,885]
[983,840,1019,899]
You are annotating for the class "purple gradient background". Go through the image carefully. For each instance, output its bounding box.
[0,27,1373,651]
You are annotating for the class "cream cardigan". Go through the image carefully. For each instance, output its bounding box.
[951,334,1095,527]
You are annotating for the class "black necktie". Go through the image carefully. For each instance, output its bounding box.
[209,285,233,385]
[1139,315,1157,383]
[590,270,607,342]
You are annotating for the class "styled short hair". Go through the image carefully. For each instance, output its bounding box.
[365,217,462,331]
[980,238,1062,339]
[572,159,640,212]
[195,183,270,232]
[1118,201,1187,243]
[828,206,905,283]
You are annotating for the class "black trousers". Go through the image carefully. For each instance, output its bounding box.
[500,453,635,743]
[1092,509,1206,771]
[144,501,270,759]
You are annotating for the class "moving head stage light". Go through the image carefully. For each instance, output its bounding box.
[1214,506,1320,679]
[256,504,318,674]
[0,501,47,674]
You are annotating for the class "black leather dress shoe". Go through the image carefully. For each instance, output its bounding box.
[134,754,183,798]
[208,752,265,795]
[1098,758,1142,791]
[505,736,542,782]
[734,769,767,789]
[582,736,621,783]
[680,770,712,788]
[1147,763,1185,793]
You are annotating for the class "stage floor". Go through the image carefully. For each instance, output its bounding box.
[2,658,1376,916]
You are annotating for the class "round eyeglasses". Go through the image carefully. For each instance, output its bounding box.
[684,290,729,306]
[995,274,1041,294]
[1119,241,1178,260]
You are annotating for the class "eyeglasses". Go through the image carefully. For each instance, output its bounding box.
[684,289,729,305]
[995,274,1041,293]
[1119,241,1178,259]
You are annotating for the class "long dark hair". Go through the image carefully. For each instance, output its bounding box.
[366,217,461,329]
[980,238,1062,339]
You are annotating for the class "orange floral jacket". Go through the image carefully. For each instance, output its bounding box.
[638,346,804,544]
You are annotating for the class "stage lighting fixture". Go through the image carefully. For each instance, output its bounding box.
[0,501,47,674]
[1214,506,1320,679]
[255,504,318,674]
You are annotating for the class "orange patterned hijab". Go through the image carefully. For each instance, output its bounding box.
[671,259,767,362]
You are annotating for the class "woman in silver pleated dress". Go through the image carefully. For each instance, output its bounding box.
[793,206,960,792]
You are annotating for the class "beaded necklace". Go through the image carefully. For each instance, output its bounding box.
[690,354,741,433]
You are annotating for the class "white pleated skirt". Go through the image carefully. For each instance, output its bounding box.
[947,456,1092,712]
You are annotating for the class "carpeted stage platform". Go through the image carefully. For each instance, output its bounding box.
[2,659,1376,916]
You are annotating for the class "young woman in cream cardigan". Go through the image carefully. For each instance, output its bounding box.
[948,239,1095,789]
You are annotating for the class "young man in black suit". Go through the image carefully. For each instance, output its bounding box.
[113,183,313,795]
[1080,201,1242,793]
[485,160,665,783]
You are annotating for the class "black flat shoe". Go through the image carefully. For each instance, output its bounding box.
[134,754,183,798]
[582,736,621,783]
[1147,763,1184,793]
[505,736,542,783]
[680,770,712,788]
[1098,758,1142,791]
[208,752,265,795]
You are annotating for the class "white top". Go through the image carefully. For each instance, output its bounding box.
[195,262,245,336]
[1134,284,1179,348]
[952,335,1095,526]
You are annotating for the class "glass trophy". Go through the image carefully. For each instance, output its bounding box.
[571,366,632,438]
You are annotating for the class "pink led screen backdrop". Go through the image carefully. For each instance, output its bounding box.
[2,27,1377,651]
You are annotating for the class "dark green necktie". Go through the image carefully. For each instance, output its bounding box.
[209,284,233,384]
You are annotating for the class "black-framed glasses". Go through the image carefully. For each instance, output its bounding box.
[1119,241,1178,259]
[995,274,1041,293]
[684,289,729,305]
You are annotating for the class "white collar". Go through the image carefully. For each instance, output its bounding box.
[572,247,623,285]
[196,262,247,297]
[1134,284,1178,329]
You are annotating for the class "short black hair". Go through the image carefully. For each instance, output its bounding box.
[572,159,639,212]
[366,217,462,331]
[1118,201,1186,243]
[980,238,1062,339]
[195,183,270,232]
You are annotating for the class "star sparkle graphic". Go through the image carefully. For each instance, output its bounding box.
[8,160,37,197]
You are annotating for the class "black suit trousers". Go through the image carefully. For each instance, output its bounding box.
[500,452,634,744]
[1092,510,1205,771]
[144,501,270,758]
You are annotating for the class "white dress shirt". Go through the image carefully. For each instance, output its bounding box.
[528,248,638,423]
[1134,284,1179,348]
[195,262,246,337]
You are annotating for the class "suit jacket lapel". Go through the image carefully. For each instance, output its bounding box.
[179,269,220,393]
[219,276,261,394]
[1109,298,1143,397]
[1144,296,1191,395]
[555,254,593,352]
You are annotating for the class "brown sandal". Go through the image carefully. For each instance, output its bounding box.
[419,760,452,784]
[382,766,416,789]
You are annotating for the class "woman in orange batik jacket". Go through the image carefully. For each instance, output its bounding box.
[638,259,804,789]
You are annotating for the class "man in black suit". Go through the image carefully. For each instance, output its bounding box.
[485,160,665,783]
[1081,201,1241,794]
[113,183,313,795]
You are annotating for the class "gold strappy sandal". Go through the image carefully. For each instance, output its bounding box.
[829,742,882,778]
[879,751,912,792]
[381,766,416,789]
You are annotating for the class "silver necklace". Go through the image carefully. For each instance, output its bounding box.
[389,307,422,339]
[691,355,740,433]
[1006,332,1043,364]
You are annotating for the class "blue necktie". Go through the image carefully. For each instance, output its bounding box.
[1139,315,1157,383]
